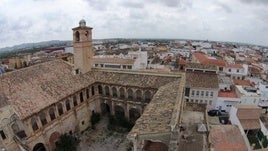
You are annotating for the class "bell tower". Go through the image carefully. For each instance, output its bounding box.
[72,19,93,74]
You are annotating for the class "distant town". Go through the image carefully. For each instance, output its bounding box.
[1,21,268,151]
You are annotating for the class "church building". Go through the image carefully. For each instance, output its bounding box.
[0,20,184,151]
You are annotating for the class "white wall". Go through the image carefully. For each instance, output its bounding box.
[129,51,148,70]
[187,88,218,109]
[259,82,268,100]
[216,97,240,112]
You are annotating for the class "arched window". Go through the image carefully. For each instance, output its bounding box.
[145,90,151,102]
[85,31,89,40]
[112,87,117,97]
[57,103,64,116]
[136,90,142,100]
[73,95,78,106]
[128,89,133,100]
[75,31,80,41]
[66,99,71,111]
[105,86,110,96]
[31,117,39,131]
[91,86,95,95]
[80,92,84,103]
[86,88,89,99]
[49,108,56,121]
[39,111,47,126]
[98,85,103,95]
[119,88,125,99]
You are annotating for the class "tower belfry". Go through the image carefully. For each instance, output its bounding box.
[72,19,93,74]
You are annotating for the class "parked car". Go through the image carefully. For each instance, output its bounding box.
[208,110,221,116]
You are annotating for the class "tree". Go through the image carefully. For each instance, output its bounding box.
[55,134,80,151]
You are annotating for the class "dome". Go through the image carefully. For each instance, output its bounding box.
[79,19,86,27]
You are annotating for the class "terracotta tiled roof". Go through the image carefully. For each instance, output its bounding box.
[193,52,207,63]
[129,80,182,135]
[0,60,181,119]
[193,52,226,67]
[218,91,238,98]
[0,60,91,119]
[0,92,8,108]
[93,58,135,64]
[186,62,217,70]
[186,72,219,89]
[87,69,180,89]
[179,58,186,65]
[233,79,252,86]
[240,119,261,130]
[205,59,226,67]
[236,105,261,120]
[226,64,243,69]
[209,125,247,151]
[250,66,262,73]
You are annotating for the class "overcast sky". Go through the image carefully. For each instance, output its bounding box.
[0,0,268,48]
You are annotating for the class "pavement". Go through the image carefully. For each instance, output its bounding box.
[78,116,131,151]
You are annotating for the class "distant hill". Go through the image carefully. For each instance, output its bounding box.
[0,40,72,52]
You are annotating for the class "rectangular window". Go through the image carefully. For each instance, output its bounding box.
[185,88,190,97]
[205,91,209,97]
[201,91,204,97]
[237,69,239,73]
[209,100,212,105]
[210,92,213,97]
[196,91,199,96]
[127,66,132,69]
[191,90,195,96]
[0,130,6,140]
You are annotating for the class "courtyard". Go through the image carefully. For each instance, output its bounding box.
[78,115,132,151]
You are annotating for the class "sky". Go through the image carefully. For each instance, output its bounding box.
[0,0,268,48]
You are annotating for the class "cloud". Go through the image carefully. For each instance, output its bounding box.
[239,0,268,5]
[0,0,268,48]
[120,1,144,8]
[216,2,232,13]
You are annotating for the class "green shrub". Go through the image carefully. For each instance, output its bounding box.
[90,112,101,128]
[55,134,80,151]
[108,115,134,132]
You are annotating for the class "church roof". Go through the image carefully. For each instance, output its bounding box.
[128,78,183,136]
[0,60,89,119]
[0,60,181,119]
[88,69,180,89]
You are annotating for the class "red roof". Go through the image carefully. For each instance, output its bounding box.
[179,58,186,65]
[218,91,238,98]
[233,79,252,86]
[210,125,248,151]
[250,66,262,73]
[193,52,226,67]
[226,64,243,69]
[193,52,208,63]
